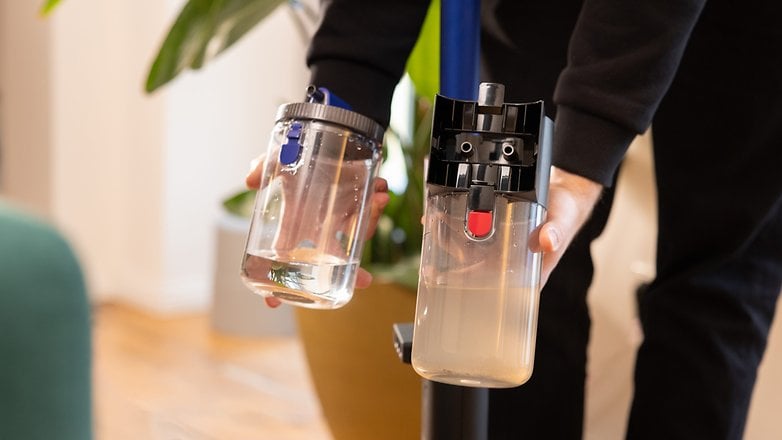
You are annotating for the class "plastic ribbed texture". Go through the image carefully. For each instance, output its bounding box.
[276,102,385,142]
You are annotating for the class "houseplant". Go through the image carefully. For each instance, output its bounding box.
[145,1,439,439]
[145,0,435,286]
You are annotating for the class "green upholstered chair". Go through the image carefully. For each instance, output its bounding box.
[0,202,92,440]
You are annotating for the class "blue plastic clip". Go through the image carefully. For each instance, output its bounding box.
[306,85,352,110]
[319,87,352,110]
[280,122,303,165]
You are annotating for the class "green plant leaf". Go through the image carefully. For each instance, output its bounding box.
[367,255,421,291]
[222,189,257,218]
[145,0,286,92]
[406,0,439,100]
[39,0,62,16]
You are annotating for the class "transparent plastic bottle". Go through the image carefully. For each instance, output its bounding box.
[241,95,384,309]
[412,191,544,387]
[411,82,552,387]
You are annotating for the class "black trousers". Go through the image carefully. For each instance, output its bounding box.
[481,1,782,438]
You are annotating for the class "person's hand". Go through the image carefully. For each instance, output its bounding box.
[244,154,265,189]
[530,166,603,286]
[245,155,390,308]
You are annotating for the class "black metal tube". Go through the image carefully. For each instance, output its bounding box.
[422,381,489,440]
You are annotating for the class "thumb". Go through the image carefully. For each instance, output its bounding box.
[535,221,562,254]
[532,167,603,286]
[245,154,265,189]
[365,178,390,238]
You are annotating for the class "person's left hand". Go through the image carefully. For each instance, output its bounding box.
[528,166,603,286]
[245,155,390,307]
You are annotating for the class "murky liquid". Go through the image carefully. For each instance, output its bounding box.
[412,285,538,388]
[241,249,358,309]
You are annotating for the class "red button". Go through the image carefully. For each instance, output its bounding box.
[467,211,493,237]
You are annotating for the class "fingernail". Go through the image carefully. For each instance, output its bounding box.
[549,227,561,250]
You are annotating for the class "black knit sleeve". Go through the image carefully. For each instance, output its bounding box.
[552,0,707,186]
[306,0,432,128]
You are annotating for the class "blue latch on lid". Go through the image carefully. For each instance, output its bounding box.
[280,122,303,165]
[306,85,352,110]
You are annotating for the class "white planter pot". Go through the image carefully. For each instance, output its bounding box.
[210,214,296,337]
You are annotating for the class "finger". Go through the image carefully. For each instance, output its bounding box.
[534,206,580,286]
[365,178,390,238]
[265,296,282,308]
[538,224,569,286]
[374,177,389,193]
[245,155,265,189]
[365,192,390,238]
[529,220,570,286]
[355,267,374,289]
[531,222,562,254]
[532,167,603,286]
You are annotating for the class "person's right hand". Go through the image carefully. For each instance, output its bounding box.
[528,166,603,286]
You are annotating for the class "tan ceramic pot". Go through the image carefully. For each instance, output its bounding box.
[295,282,420,440]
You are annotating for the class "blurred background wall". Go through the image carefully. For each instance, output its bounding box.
[1,0,307,312]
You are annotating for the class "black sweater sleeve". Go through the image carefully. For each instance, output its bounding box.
[306,0,432,128]
[552,0,707,186]
[308,0,708,186]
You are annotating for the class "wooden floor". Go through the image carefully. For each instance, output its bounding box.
[93,303,332,440]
